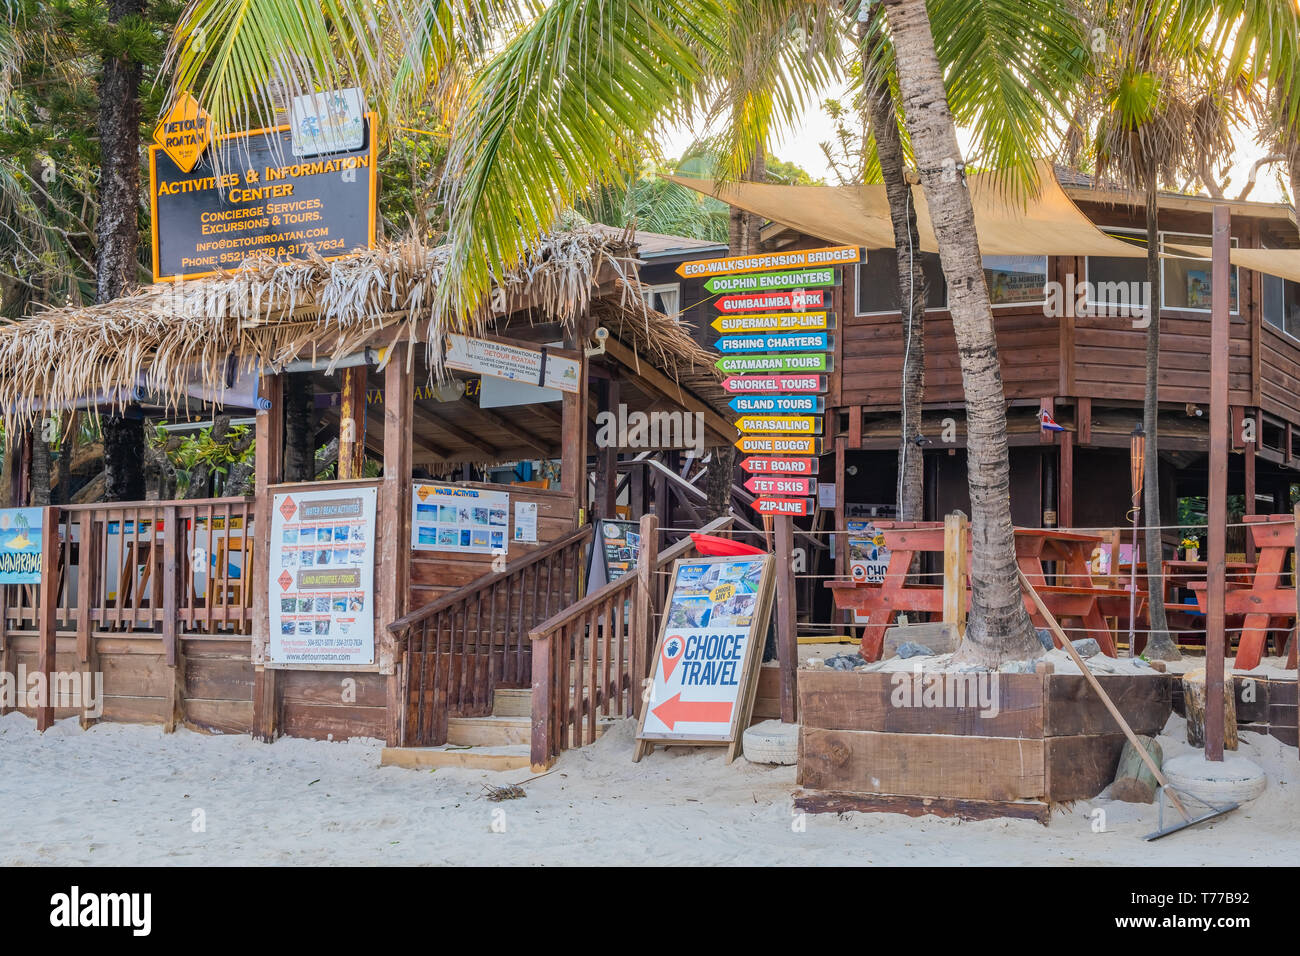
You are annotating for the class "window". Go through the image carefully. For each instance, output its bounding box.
[855,248,946,314]
[1160,231,1238,313]
[641,282,680,318]
[1084,229,1149,313]
[982,255,1048,305]
[1262,272,1300,338]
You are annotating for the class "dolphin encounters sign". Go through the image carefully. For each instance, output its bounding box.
[635,555,775,762]
[149,115,377,281]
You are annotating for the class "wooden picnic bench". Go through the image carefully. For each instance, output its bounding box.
[828,522,1125,661]
[1189,514,1298,669]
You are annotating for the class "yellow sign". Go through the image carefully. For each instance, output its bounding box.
[735,416,822,435]
[711,311,832,334]
[152,92,211,173]
[676,244,859,279]
[735,435,823,455]
[709,582,737,603]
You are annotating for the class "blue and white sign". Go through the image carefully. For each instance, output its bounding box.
[0,507,43,583]
[714,332,831,353]
[728,395,824,415]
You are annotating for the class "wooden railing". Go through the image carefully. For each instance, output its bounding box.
[391,524,593,747]
[6,498,256,731]
[528,514,735,770]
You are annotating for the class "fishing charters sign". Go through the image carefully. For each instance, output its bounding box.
[149,109,378,281]
[634,554,776,763]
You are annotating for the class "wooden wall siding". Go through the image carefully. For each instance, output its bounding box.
[1071,312,1253,407]
[1260,324,1300,425]
[841,306,1061,408]
[408,483,578,606]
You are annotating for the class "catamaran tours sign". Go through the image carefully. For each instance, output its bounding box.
[148,114,377,282]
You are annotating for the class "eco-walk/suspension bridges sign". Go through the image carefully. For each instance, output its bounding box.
[680,244,859,518]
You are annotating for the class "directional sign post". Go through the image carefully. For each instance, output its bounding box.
[734,415,823,435]
[752,497,815,517]
[704,267,837,295]
[677,244,859,279]
[728,395,824,415]
[716,354,830,374]
[721,374,827,394]
[715,331,833,353]
[744,475,816,497]
[715,289,826,312]
[740,456,819,476]
[712,311,833,334]
[736,435,823,456]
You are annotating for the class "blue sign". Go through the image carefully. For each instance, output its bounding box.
[0,507,42,583]
[715,332,831,353]
[728,395,824,414]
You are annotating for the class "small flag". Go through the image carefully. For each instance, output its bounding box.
[1038,408,1064,432]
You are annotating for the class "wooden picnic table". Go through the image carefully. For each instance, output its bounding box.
[1189,514,1299,669]
[828,523,1125,661]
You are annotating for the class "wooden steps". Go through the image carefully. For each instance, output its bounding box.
[491,687,532,717]
[380,745,531,772]
[446,715,532,746]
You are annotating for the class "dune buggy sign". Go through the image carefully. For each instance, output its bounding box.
[149,116,377,281]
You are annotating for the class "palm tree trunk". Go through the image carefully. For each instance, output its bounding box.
[1141,173,1178,659]
[29,427,50,506]
[284,375,315,482]
[97,0,146,502]
[862,19,926,521]
[884,0,1039,663]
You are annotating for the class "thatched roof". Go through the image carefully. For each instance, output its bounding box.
[0,227,727,427]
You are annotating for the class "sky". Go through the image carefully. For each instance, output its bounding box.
[664,95,1293,206]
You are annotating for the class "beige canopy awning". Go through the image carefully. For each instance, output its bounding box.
[674,161,1150,258]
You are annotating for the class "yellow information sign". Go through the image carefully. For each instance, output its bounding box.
[734,415,822,435]
[152,92,211,173]
[711,311,832,334]
[676,244,860,279]
[735,435,823,455]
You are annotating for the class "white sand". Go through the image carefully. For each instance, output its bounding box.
[1,710,1296,865]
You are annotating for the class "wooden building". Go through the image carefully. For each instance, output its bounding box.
[0,229,736,753]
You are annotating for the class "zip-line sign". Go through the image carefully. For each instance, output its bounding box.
[752,496,815,517]
[711,311,833,334]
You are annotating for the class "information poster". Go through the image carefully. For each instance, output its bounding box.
[847,519,889,584]
[636,555,774,759]
[411,482,510,555]
[0,507,43,583]
[445,334,580,393]
[269,486,376,666]
[513,501,539,544]
[599,519,641,583]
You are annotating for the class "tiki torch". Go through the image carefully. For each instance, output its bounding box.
[1128,423,1146,656]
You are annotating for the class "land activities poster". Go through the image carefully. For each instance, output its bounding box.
[637,555,773,751]
[410,482,510,555]
[269,486,377,666]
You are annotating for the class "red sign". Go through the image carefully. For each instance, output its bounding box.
[721,375,827,394]
[278,496,298,521]
[752,496,815,517]
[741,456,818,476]
[745,475,816,497]
[715,289,825,313]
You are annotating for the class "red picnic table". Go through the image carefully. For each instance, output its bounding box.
[828,523,1126,661]
[1189,514,1299,669]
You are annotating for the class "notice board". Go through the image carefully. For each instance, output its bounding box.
[268,485,377,667]
[634,554,775,762]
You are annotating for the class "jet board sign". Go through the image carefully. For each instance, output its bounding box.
[149,117,377,281]
[740,456,818,476]
[635,555,775,761]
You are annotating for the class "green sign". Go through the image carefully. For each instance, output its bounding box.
[715,353,830,374]
[703,268,836,295]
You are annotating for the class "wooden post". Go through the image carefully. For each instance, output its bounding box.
[942,510,969,638]
[1245,427,1257,563]
[338,365,367,480]
[252,373,284,742]
[1059,430,1074,529]
[1206,204,1230,763]
[773,514,798,723]
[380,343,413,746]
[76,510,98,729]
[631,512,660,718]
[594,377,619,519]
[561,321,589,525]
[162,504,183,732]
[35,504,59,731]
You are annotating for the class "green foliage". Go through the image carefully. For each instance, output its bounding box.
[151,421,255,496]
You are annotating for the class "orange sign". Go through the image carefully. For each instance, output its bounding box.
[152,93,211,173]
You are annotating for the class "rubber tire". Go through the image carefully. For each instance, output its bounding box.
[1162,752,1267,803]
[743,719,799,765]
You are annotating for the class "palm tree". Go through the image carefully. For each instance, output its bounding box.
[1068,0,1249,659]
[880,0,1043,662]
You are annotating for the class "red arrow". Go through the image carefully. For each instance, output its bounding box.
[651,693,734,730]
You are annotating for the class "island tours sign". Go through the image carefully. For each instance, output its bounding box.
[149,109,378,281]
